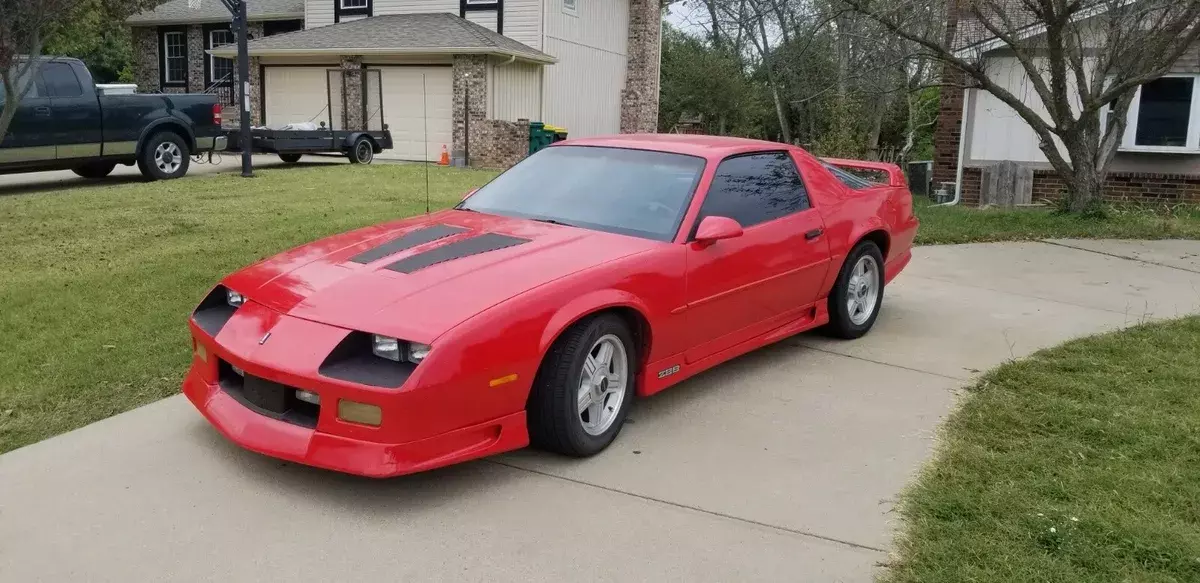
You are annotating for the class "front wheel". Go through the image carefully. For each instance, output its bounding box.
[72,162,117,179]
[528,314,636,457]
[137,132,190,181]
[825,241,885,339]
[347,137,374,164]
[279,153,302,164]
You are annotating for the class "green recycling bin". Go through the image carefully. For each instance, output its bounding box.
[528,122,555,155]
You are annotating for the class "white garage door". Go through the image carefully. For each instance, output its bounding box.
[378,66,453,162]
[264,66,334,128]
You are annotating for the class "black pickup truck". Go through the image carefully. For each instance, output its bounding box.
[1,57,226,181]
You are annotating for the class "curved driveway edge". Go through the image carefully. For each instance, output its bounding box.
[2,240,1198,582]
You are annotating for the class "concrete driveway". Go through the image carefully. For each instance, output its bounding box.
[2,240,1198,582]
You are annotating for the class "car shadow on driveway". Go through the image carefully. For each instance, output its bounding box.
[186,417,526,512]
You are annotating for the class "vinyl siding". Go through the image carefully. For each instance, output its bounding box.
[465,10,498,32]
[542,36,623,136]
[305,0,334,28]
[541,0,627,136]
[305,0,459,29]
[490,58,542,121]
[504,0,542,50]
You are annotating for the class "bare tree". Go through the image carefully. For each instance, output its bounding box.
[845,0,1200,211]
[1,0,154,141]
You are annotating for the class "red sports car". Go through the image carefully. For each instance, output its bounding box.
[183,135,918,477]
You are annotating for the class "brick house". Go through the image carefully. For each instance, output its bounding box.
[934,6,1200,205]
[127,0,661,168]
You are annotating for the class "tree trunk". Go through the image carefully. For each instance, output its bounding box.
[1065,164,1104,212]
[0,41,43,143]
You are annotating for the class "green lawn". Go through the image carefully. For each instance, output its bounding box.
[0,164,498,453]
[883,317,1200,583]
[915,202,1200,245]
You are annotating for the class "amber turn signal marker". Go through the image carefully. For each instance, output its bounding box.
[489,373,519,387]
[194,341,208,363]
[338,400,382,427]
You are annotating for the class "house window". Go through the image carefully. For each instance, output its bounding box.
[209,29,234,83]
[341,0,367,8]
[563,0,578,14]
[162,31,187,85]
[1109,75,1200,152]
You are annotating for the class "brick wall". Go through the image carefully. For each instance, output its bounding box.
[932,0,964,190]
[961,167,1200,205]
[620,0,661,133]
[131,27,158,93]
[452,54,488,164]
[340,56,364,130]
[470,120,530,169]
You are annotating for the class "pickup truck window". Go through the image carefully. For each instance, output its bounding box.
[0,67,43,101]
[41,62,83,98]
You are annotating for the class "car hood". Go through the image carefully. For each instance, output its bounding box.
[221,210,659,342]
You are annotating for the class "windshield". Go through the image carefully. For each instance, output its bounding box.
[458,146,706,241]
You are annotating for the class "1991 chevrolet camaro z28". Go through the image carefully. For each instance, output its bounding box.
[183,135,919,477]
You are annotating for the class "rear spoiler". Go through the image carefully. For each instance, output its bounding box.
[822,158,907,188]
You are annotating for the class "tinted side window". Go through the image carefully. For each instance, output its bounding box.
[42,62,83,98]
[0,66,43,101]
[698,152,810,228]
[822,162,875,189]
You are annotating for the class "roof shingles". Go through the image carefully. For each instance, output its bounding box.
[208,13,555,63]
[127,0,304,25]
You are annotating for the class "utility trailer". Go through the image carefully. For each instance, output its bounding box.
[224,126,393,165]
[221,68,392,165]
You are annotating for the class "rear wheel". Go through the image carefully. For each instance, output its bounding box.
[825,241,885,339]
[347,137,374,164]
[279,153,302,164]
[137,132,190,181]
[528,314,636,457]
[72,162,117,179]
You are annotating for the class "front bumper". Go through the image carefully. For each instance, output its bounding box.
[183,368,528,477]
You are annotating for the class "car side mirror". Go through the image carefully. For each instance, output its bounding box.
[693,216,743,247]
[461,188,477,202]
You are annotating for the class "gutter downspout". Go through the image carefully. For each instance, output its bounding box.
[937,87,970,206]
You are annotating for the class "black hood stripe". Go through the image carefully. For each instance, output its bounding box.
[385,233,531,274]
[350,224,468,264]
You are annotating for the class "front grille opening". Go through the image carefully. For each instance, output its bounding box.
[218,360,319,428]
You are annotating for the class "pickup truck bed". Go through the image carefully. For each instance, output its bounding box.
[1,57,225,180]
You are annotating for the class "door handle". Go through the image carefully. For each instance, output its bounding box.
[805,228,824,241]
[34,106,51,116]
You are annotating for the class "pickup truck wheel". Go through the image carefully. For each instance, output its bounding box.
[279,153,302,164]
[72,162,117,179]
[138,132,190,181]
[347,137,374,164]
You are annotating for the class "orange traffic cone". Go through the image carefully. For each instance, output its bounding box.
[438,145,450,166]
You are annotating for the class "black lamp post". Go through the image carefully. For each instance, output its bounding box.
[218,0,253,177]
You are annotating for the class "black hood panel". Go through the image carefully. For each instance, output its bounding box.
[385,233,531,274]
[350,224,468,264]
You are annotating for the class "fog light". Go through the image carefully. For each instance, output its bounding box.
[371,335,401,361]
[295,390,320,405]
[338,399,382,426]
[226,289,245,308]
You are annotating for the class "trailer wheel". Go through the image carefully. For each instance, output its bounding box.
[279,153,302,164]
[348,137,374,165]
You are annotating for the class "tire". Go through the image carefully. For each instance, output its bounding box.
[137,132,190,181]
[71,162,117,179]
[279,153,302,164]
[825,241,885,339]
[347,137,374,164]
[528,314,637,457]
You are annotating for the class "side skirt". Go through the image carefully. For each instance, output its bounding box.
[637,300,830,397]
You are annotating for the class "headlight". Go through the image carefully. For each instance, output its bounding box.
[407,342,432,364]
[371,335,402,361]
[226,289,245,308]
[371,335,430,364]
